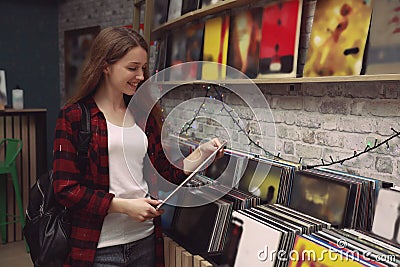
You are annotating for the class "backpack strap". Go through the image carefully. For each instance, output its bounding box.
[77,102,91,172]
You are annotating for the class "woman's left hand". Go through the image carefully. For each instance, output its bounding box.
[183,138,225,174]
[199,138,224,160]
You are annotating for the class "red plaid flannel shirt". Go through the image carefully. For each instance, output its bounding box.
[53,96,186,267]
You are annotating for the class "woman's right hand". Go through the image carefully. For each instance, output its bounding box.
[109,198,163,222]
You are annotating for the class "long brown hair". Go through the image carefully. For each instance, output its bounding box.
[67,26,149,104]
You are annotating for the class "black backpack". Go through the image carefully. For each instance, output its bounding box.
[23,103,91,267]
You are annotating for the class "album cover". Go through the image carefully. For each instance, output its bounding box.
[288,235,366,267]
[303,0,373,77]
[166,29,187,80]
[184,22,205,80]
[170,191,232,254]
[366,0,400,74]
[289,171,351,227]
[227,7,263,79]
[153,0,169,28]
[231,211,283,267]
[168,0,183,22]
[343,228,400,256]
[205,151,246,188]
[314,167,381,231]
[182,0,200,15]
[201,0,223,9]
[315,228,400,267]
[172,201,219,253]
[238,158,284,205]
[153,37,168,81]
[258,0,302,78]
[202,15,230,80]
[372,189,400,244]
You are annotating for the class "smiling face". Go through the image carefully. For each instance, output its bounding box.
[103,46,148,96]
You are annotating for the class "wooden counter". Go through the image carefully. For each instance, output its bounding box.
[0,108,47,242]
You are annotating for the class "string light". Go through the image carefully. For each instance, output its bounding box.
[172,82,400,169]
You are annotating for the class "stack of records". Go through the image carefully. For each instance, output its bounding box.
[167,190,233,254]
[194,174,261,210]
[317,168,393,230]
[288,169,392,230]
[217,204,330,267]
[236,156,295,205]
[290,228,400,267]
[343,228,400,265]
[203,148,300,206]
[162,175,262,255]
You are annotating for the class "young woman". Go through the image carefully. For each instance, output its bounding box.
[52,26,222,267]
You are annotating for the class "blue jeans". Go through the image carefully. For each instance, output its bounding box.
[94,233,155,267]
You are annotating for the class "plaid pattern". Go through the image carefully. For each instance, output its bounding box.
[53,96,185,267]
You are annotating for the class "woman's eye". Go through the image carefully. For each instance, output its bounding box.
[128,67,138,71]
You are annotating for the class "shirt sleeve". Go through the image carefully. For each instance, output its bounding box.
[52,105,114,217]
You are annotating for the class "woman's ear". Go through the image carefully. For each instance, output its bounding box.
[103,62,110,74]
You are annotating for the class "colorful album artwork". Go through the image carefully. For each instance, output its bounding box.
[202,15,230,80]
[303,0,373,77]
[258,0,302,78]
[366,0,400,74]
[372,189,400,244]
[184,22,205,80]
[288,235,366,267]
[289,172,349,227]
[227,8,263,79]
[238,159,283,205]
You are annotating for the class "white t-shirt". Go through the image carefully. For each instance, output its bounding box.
[97,121,154,248]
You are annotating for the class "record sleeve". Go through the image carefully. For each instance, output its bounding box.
[153,0,169,28]
[182,0,200,15]
[288,170,352,228]
[238,158,285,205]
[231,211,284,267]
[303,0,373,77]
[168,0,183,22]
[202,15,230,80]
[201,0,223,9]
[372,189,400,244]
[366,0,400,74]
[289,235,367,267]
[227,7,263,79]
[258,0,302,78]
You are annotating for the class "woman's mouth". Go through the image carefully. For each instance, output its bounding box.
[128,81,138,89]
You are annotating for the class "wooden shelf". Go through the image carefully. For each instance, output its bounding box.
[254,74,400,84]
[152,74,400,85]
[151,0,256,39]
[0,108,47,114]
